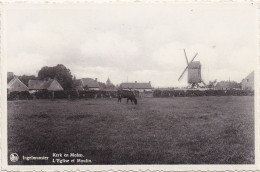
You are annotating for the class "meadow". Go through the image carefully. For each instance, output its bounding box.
[8,96,254,164]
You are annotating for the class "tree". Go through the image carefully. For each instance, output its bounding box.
[229,81,241,89]
[7,72,14,83]
[83,85,89,90]
[38,66,56,80]
[38,64,73,90]
[207,80,217,89]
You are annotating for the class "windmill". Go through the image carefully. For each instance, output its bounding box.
[178,49,206,88]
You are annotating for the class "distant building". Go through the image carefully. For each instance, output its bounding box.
[105,77,116,91]
[28,79,64,91]
[80,78,100,90]
[106,77,112,86]
[75,85,84,91]
[215,81,241,90]
[215,81,230,90]
[7,77,29,93]
[120,81,152,92]
[242,71,254,90]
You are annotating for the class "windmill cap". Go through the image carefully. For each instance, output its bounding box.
[188,61,201,69]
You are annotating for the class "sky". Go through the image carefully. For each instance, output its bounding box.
[6,3,258,87]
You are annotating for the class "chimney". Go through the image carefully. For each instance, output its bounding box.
[95,78,97,82]
[149,81,151,84]
[135,81,137,83]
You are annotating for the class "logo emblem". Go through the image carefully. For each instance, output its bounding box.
[10,153,19,162]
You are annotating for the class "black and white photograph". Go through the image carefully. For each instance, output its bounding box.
[1,2,259,171]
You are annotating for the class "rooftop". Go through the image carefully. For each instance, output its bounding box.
[81,78,100,88]
[28,79,63,91]
[120,82,152,89]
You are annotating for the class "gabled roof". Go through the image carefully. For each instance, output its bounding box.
[120,82,152,89]
[42,79,54,89]
[8,77,17,87]
[8,77,28,92]
[244,71,254,80]
[81,78,99,88]
[215,82,231,89]
[29,80,46,90]
[28,79,63,91]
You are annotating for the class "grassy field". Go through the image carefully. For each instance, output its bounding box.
[8,96,254,164]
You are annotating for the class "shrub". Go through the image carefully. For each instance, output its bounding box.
[7,91,30,100]
[153,89,254,97]
[153,90,162,97]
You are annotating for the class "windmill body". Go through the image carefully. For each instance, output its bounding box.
[188,61,201,84]
[178,49,205,88]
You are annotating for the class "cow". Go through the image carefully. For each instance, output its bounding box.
[117,90,137,105]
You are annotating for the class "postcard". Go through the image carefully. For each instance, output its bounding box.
[1,2,259,171]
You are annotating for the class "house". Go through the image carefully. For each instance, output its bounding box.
[215,81,230,90]
[75,85,84,91]
[215,81,241,90]
[79,78,100,90]
[120,81,152,92]
[7,77,29,93]
[242,71,254,90]
[28,79,64,91]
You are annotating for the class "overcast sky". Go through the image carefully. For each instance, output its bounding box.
[6,3,258,87]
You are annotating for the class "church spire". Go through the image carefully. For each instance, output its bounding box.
[106,77,111,85]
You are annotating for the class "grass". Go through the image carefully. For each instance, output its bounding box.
[7,96,254,164]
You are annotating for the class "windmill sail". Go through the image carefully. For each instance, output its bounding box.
[184,49,189,65]
[178,52,198,81]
